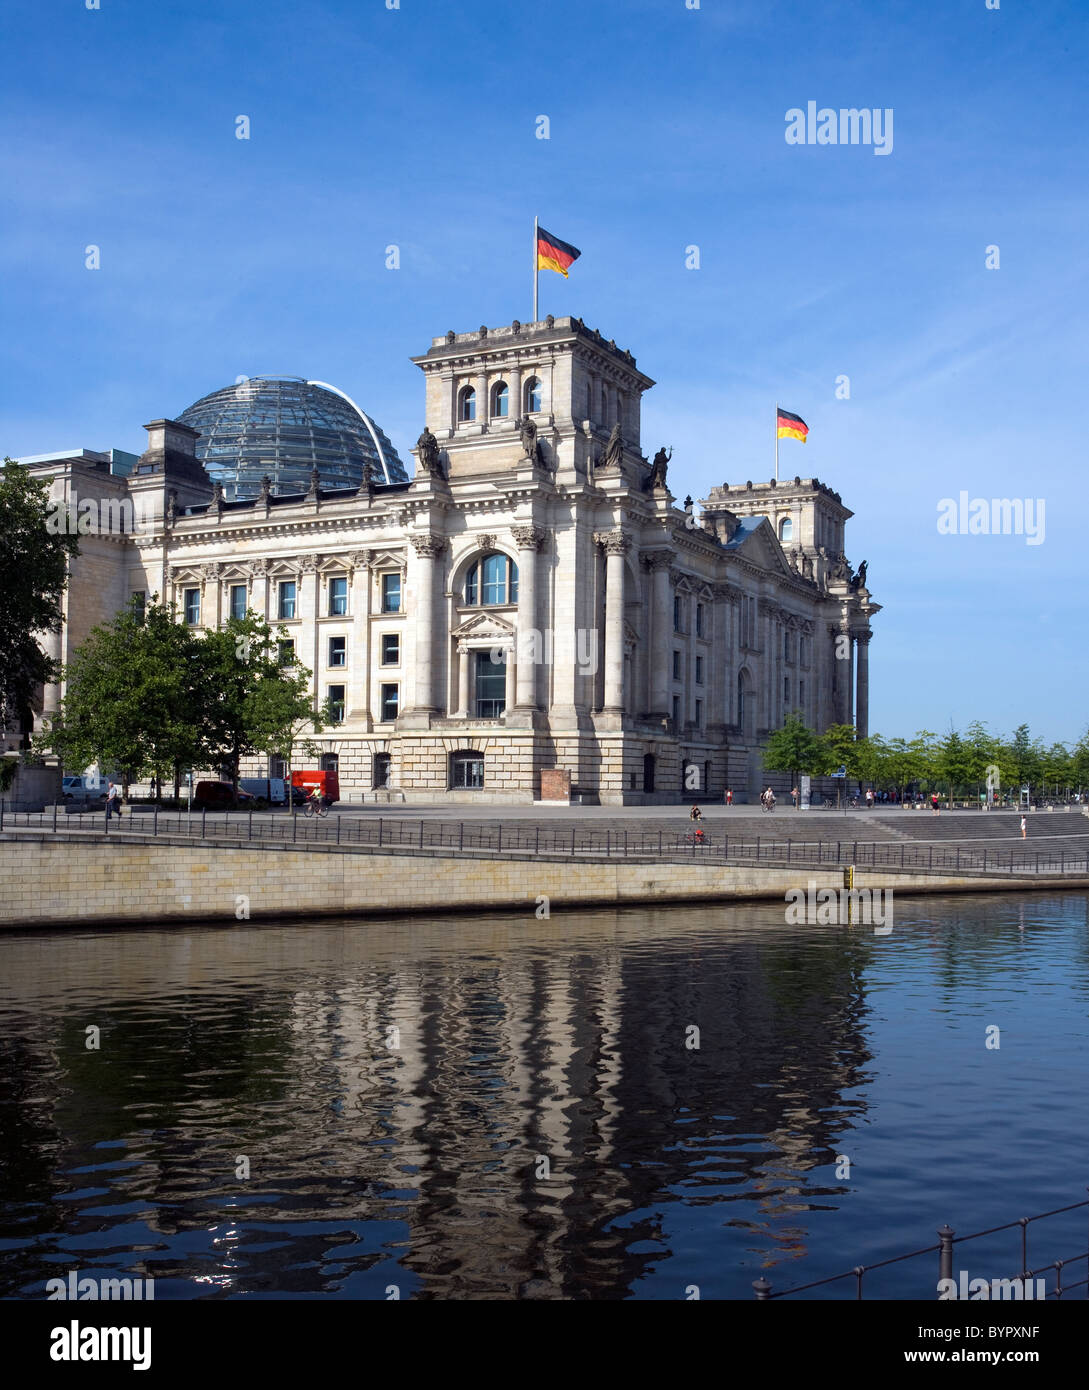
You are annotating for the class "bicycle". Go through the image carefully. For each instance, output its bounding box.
[683,831,708,846]
[302,799,329,819]
[761,799,776,813]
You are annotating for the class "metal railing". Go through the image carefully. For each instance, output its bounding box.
[752,1195,1089,1300]
[3,801,1089,878]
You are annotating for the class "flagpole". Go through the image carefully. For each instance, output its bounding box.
[775,401,779,482]
[533,214,539,323]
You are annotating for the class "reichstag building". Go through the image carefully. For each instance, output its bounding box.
[21,316,879,803]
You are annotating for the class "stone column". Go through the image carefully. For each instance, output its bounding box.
[297,556,321,714]
[476,368,488,425]
[855,632,870,736]
[644,551,672,716]
[410,535,445,713]
[595,531,629,715]
[456,643,470,718]
[504,646,516,713]
[512,525,545,710]
[350,552,371,724]
[847,636,856,729]
[509,366,523,423]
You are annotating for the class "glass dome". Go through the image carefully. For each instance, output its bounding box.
[177,376,408,500]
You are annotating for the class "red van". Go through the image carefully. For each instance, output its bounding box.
[291,770,340,805]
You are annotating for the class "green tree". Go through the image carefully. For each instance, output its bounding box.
[0,459,79,738]
[1071,728,1089,794]
[763,711,823,795]
[195,615,327,803]
[1008,723,1042,793]
[938,727,973,805]
[38,597,203,798]
[1040,742,1072,799]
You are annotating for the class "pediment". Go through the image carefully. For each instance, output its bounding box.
[452,612,516,641]
[368,549,406,571]
[731,518,796,577]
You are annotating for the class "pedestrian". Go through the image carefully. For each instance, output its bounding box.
[689,804,702,822]
[930,793,940,815]
[865,788,875,809]
[724,788,733,806]
[791,786,799,808]
[106,780,121,820]
[1021,815,1027,840]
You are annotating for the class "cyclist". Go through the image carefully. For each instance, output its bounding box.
[305,785,328,817]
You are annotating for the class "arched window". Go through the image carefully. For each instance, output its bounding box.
[464,552,518,606]
[779,515,793,543]
[524,376,542,413]
[458,386,476,422]
[491,382,509,418]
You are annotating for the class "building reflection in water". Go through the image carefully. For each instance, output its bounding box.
[2,894,1081,1299]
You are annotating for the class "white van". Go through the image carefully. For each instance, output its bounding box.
[239,777,287,805]
[62,775,106,804]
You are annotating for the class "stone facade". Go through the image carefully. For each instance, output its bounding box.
[21,316,879,804]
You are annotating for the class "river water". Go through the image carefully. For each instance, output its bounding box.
[1,891,1086,1300]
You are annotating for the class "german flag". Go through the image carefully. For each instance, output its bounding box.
[536,225,581,278]
[776,407,809,443]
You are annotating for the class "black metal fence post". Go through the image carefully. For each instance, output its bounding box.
[938,1224,955,1289]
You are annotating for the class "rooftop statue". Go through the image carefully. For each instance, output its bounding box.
[415,426,444,479]
[647,445,671,490]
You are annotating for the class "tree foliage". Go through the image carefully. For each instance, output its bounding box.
[0,459,79,728]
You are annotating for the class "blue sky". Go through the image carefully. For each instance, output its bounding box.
[2,0,1086,743]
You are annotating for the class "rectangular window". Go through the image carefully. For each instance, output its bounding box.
[475,650,506,717]
[784,676,790,706]
[328,576,348,616]
[327,684,346,723]
[269,756,286,780]
[696,603,704,637]
[381,573,401,613]
[183,588,200,625]
[672,694,680,724]
[695,655,704,684]
[380,683,399,721]
[799,679,806,709]
[672,650,682,681]
[229,584,247,621]
[695,698,703,727]
[673,595,682,632]
[328,636,346,667]
[380,633,400,665]
[278,580,296,620]
[278,639,295,666]
[130,590,146,617]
